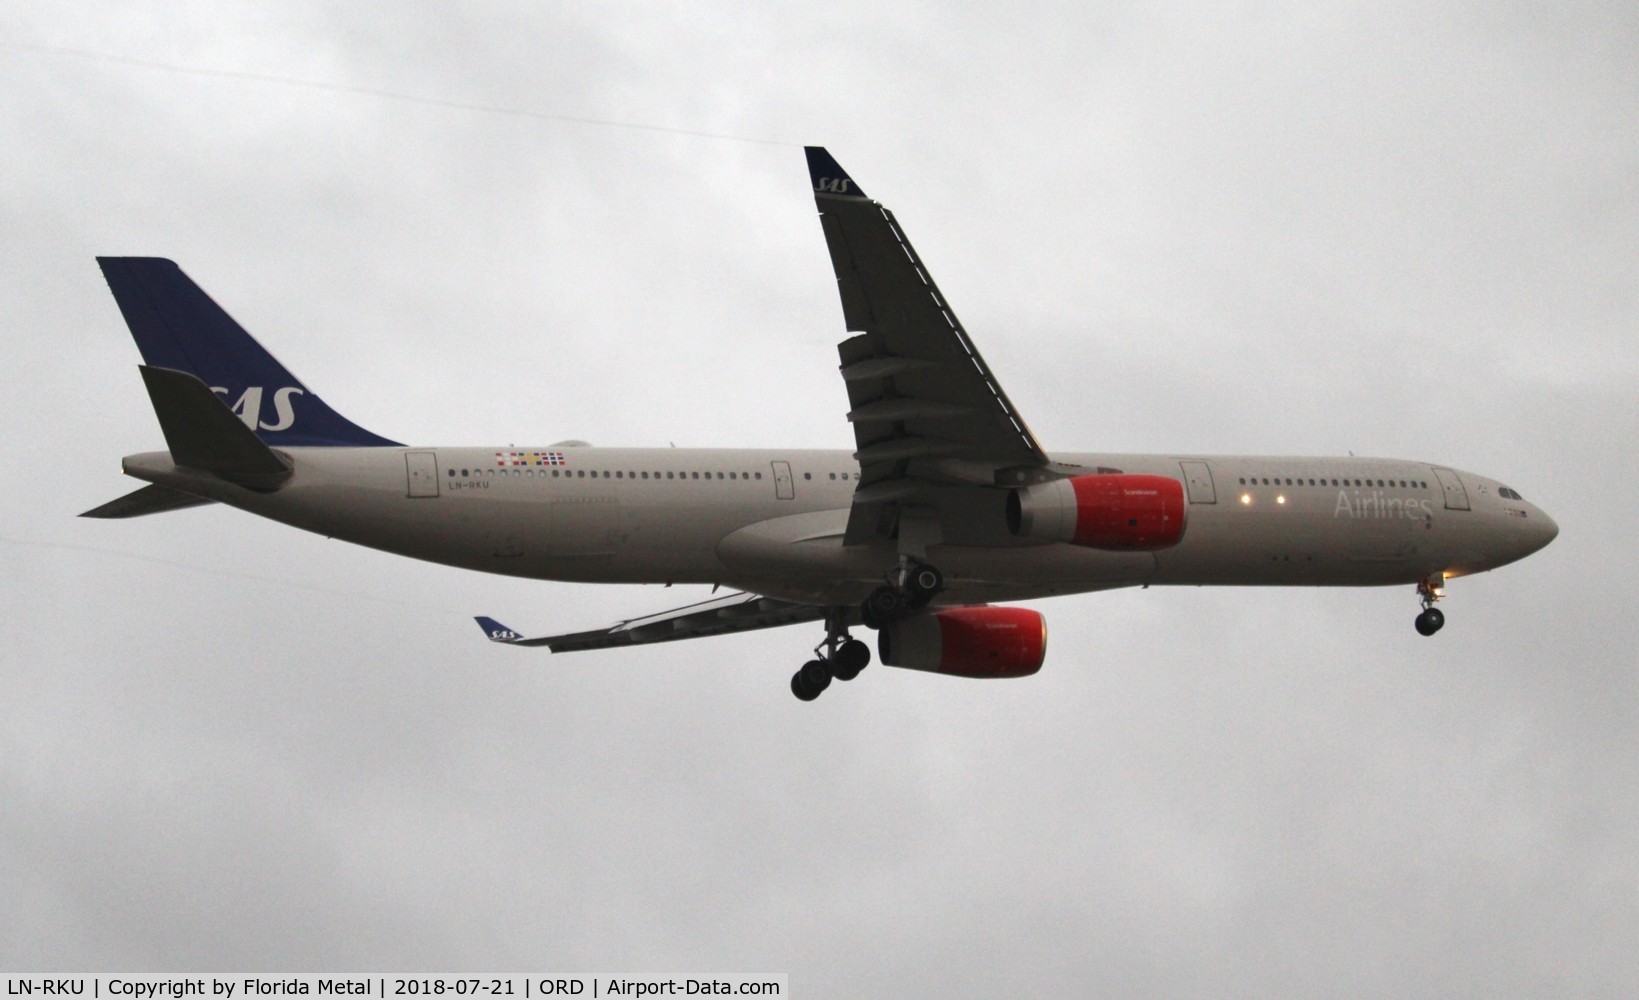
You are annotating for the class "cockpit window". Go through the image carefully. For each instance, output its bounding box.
[1498,486,1524,501]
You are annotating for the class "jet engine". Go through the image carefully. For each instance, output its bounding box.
[1006,473,1187,550]
[877,606,1047,678]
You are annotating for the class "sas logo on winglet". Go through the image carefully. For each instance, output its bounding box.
[211,385,304,432]
[814,177,854,194]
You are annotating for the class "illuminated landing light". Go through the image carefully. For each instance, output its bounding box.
[1276,495,1287,505]
[1240,494,1252,505]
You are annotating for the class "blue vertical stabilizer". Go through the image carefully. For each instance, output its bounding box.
[97,257,401,447]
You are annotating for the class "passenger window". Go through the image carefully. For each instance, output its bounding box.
[461,469,469,477]
[754,472,762,479]
[804,473,812,480]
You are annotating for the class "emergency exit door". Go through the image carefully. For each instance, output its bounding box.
[771,460,795,500]
[405,451,440,498]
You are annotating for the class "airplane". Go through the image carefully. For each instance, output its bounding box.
[83,147,1559,701]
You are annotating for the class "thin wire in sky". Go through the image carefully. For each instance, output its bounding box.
[1,535,467,618]
[3,40,794,147]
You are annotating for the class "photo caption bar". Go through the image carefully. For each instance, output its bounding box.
[1,976,787,1000]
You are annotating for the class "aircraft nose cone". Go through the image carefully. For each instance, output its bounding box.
[1534,508,1560,549]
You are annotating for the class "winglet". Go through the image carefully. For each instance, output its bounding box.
[805,146,868,199]
[476,617,524,643]
[475,616,556,647]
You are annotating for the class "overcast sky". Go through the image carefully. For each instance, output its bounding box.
[3,2,1636,994]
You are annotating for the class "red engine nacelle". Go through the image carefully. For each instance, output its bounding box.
[878,606,1047,678]
[1006,473,1187,550]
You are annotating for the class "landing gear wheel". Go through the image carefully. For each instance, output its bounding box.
[790,658,833,700]
[861,586,907,630]
[907,564,944,607]
[831,639,871,681]
[1415,607,1445,637]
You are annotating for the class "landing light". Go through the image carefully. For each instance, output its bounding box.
[1276,495,1287,505]
[1240,494,1252,505]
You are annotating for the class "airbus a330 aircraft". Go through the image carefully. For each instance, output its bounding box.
[85,147,1557,700]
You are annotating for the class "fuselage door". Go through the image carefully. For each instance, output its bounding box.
[772,460,796,500]
[405,451,440,498]
[1432,467,1470,511]
[1179,461,1216,504]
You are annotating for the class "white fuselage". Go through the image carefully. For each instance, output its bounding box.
[121,445,1560,607]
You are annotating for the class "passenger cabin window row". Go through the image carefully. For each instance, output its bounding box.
[1239,476,1428,489]
[443,468,861,482]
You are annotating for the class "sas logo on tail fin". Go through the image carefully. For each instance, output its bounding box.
[211,385,304,432]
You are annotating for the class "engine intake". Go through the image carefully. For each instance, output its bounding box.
[878,606,1047,678]
[1007,473,1186,550]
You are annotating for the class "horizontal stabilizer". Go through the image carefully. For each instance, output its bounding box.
[140,365,292,488]
[80,483,216,519]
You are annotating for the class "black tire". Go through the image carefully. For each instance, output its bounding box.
[832,639,871,681]
[862,586,906,629]
[799,658,832,693]
[791,671,820,701]
[1415,608,1445,636]
[908,564,943,603]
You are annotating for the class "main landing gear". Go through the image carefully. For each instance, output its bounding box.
[1415,574,1446,636]
[790,611,873,702]
[860,560,943,630]
[790,561,947,701]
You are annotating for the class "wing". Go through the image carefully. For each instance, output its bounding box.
[805,147,1052,546]
[475,592,826,653]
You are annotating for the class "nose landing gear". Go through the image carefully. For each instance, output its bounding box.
[1415,574,1446,636]
[790,610,873,701]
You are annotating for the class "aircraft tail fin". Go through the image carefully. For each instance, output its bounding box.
[139,365,293,488]
[97,257,401,448]
[80,483,217,519]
